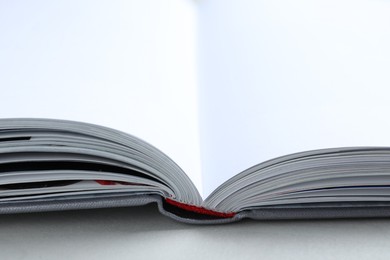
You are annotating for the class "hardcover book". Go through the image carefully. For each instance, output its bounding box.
[2,1,390,224]
[2,118,390,224]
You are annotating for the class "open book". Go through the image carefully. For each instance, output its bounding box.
[2,118,390,224]
[1,1,390,223]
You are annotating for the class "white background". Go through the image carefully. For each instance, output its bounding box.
[198,0,390,196]
[2,0,390,198]
[0,0,203,192]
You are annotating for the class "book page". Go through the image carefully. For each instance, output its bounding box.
[0,1,203,193]
[198,0,390,197]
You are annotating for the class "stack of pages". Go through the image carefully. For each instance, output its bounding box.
[2,119,390,223]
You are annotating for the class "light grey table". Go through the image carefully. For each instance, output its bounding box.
[1,204,389,259]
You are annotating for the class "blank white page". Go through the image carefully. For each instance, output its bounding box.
[198,0,390,197]
[0,0,202,192]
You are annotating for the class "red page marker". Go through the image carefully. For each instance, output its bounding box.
[165,198,236,218]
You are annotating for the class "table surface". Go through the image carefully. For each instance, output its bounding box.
[1,204,390,260]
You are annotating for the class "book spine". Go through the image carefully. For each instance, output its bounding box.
[94,179,236,220]
[165,198,236,218]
